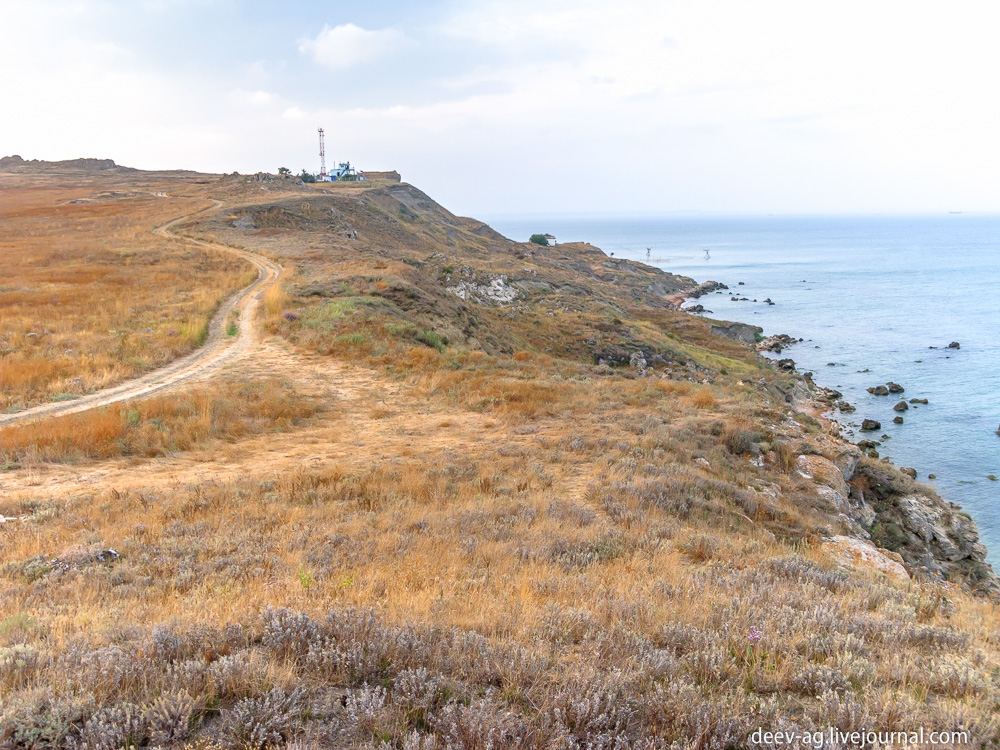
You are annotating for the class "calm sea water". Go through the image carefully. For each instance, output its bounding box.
[484,213,1000,562]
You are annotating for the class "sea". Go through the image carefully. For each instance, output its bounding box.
[484,213,1000,563]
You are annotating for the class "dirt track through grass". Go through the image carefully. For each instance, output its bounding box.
[0,201,282,427]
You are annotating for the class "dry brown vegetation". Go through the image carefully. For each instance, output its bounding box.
[0,377,317,465]
[0,177,255,412]
[0,166,997,748]
[3,355,997,747]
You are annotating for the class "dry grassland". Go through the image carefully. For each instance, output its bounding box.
[0,174,997,748]
[0,377,317,466]
[2,347,998,747]
[0,184,254,412]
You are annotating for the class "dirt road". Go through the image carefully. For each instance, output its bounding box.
[0,201,282,427]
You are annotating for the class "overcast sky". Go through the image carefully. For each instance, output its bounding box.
[2,0,999,215]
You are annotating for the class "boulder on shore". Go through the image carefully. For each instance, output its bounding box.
[754,333,797,353]
[813,386,841,405]
[709,322,762,344]
[776,358,795,372]
[861,419,881,431]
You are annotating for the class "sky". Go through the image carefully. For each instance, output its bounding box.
[2,0,999,215]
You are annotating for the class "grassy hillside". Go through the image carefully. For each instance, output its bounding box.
[0,169,997,748]
[0,168,255,412]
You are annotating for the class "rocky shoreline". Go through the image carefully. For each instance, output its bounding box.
[701,308,998,595]
[801,373,997,594]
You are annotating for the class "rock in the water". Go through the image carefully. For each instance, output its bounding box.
[893,400,908,412]
[948,341,960,349]
[867,385,889,396]
[893,416,904,424]
[928,473,937,479]
[887,382,904,393]
[836,400,856,413]
[861,419,881,431]
[909,398,928,404]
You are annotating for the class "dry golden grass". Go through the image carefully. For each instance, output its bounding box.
[1,364,997,744]
[0,186,255,411]
[0,377,317,464]
[1,175,998,746]
[263,266,292,317]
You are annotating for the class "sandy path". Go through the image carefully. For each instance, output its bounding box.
[0,201,282,427]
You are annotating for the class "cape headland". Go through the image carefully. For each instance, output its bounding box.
[0,158,997,745]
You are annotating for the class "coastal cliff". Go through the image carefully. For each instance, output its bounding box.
[788,378,997,595]
[2,168,999,745]
[212,177,998,597]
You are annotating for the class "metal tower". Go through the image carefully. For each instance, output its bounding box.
[318,127,327,180]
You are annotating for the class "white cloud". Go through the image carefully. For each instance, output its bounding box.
[4,0,1000,214]
[229,89,276,106]
[298,23,408,70]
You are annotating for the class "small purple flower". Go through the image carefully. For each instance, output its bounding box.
[746,626,763,643]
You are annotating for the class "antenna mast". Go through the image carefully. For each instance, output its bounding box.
[318,127,327,180]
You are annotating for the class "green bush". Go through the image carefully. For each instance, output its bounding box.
[529,234,550,246]
[417,330,448,352]
[724,428,761,455]
[870,521,908,551]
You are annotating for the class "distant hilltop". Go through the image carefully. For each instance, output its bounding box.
[360,170,401,183]
[0,155,122,172]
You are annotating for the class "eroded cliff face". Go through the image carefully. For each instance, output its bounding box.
[853,463,996,593]
[786,379,998,596]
